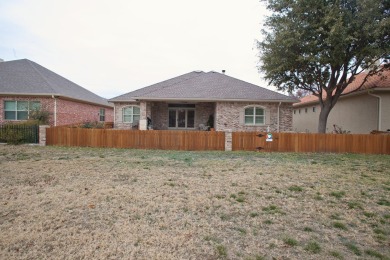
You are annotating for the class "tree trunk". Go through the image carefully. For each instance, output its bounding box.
[318,102,332,133]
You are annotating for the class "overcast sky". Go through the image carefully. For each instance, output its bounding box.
[0,0,273,99]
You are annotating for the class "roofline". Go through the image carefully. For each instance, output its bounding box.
[0,93,113,108]
[293,88,390,108]
[110,97,297,103]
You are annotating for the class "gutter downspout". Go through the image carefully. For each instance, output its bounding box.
[368,91,381,131]
[52,95,57,126]
[113,105,116,127]
[277,102,282,132]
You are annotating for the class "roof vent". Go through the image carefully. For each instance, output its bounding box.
[0,58,4,62]
[222,70,226,74]
[195,70,202,73]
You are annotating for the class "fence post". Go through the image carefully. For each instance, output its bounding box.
[39,125,50,146]
[225,129,232,151]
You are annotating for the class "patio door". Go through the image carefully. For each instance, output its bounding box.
[168,107,195,129]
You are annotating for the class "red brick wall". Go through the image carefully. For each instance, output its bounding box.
[0,96,113,126]
[55,99,113,126]
[0,96,55,125]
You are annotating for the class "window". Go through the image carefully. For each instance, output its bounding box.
[294,110,296,114]
[312,107,316,112]
[123,106,140,123]
[168,105,195,129]
[244,106,265,125]
[305,108,308,113]
[99,109,105,122]
[4,101,41,120]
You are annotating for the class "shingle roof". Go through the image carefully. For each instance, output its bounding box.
[294,70,390,107]
[110,71,296,102]
[0,59,112,107]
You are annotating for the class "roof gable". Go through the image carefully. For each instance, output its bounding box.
[110,71,296,102]
[0,59,112,107]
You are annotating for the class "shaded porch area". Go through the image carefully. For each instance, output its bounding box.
[140,101,215,131]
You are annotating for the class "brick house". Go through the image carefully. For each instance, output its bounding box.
[109,71,296,132]
[0,59,113,126]
[293,70,390,133]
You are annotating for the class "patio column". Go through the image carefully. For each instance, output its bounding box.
[139,101,147,130]
[139,101,152,130]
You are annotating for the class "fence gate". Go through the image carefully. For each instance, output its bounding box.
[232,132,279,151]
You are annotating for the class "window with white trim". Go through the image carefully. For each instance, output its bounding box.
[244,106,265,125]
[4,101,41,120]
[122,106,140,123]
[99,108,105,122]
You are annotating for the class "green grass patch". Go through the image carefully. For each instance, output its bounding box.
[282,236,298,246]
[303,226,313,232]
[329,250,344,259]
[216,244,228,258]
[330,191,346,199]
[363,211,376,218]
[344,242,362,256]
[377,199,390,206]
[373,228,387,235]
[365,249,388,260]
[304,241,321,254]
[288,185,303,192]
[262,205,284,214]
[347,201,363,209]
[333,221,348,230]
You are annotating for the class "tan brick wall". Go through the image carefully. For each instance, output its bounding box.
[150,102,169,130]
[215,102,293,132]
[114,102,140,129]
[195,103,214,129]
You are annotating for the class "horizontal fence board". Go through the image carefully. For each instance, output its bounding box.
[232,132,390,154]
[46,128,225,151]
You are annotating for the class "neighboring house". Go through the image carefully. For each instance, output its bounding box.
[0,59,113,126]
[109,71,296,132]
[293,70,390,133]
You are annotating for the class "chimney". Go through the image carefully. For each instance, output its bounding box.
[222,70,226,74]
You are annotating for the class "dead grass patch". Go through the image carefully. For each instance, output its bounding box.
[0,145,389,259]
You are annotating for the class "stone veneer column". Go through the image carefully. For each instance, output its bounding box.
[39,125,50,146]
[225,129,232,151]
[139,101,147,130]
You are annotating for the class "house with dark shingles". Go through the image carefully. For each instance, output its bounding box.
[0,59,113,126]
[293,70,390,133]
[109,71,296,132]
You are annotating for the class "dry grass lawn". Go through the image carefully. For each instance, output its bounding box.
[0,145,389,260]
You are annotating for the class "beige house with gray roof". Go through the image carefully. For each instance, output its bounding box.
[293,70,390,133]
[109,71,296,132]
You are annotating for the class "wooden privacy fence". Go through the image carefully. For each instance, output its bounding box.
[46,128,225,151]
[232,132,390,154]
